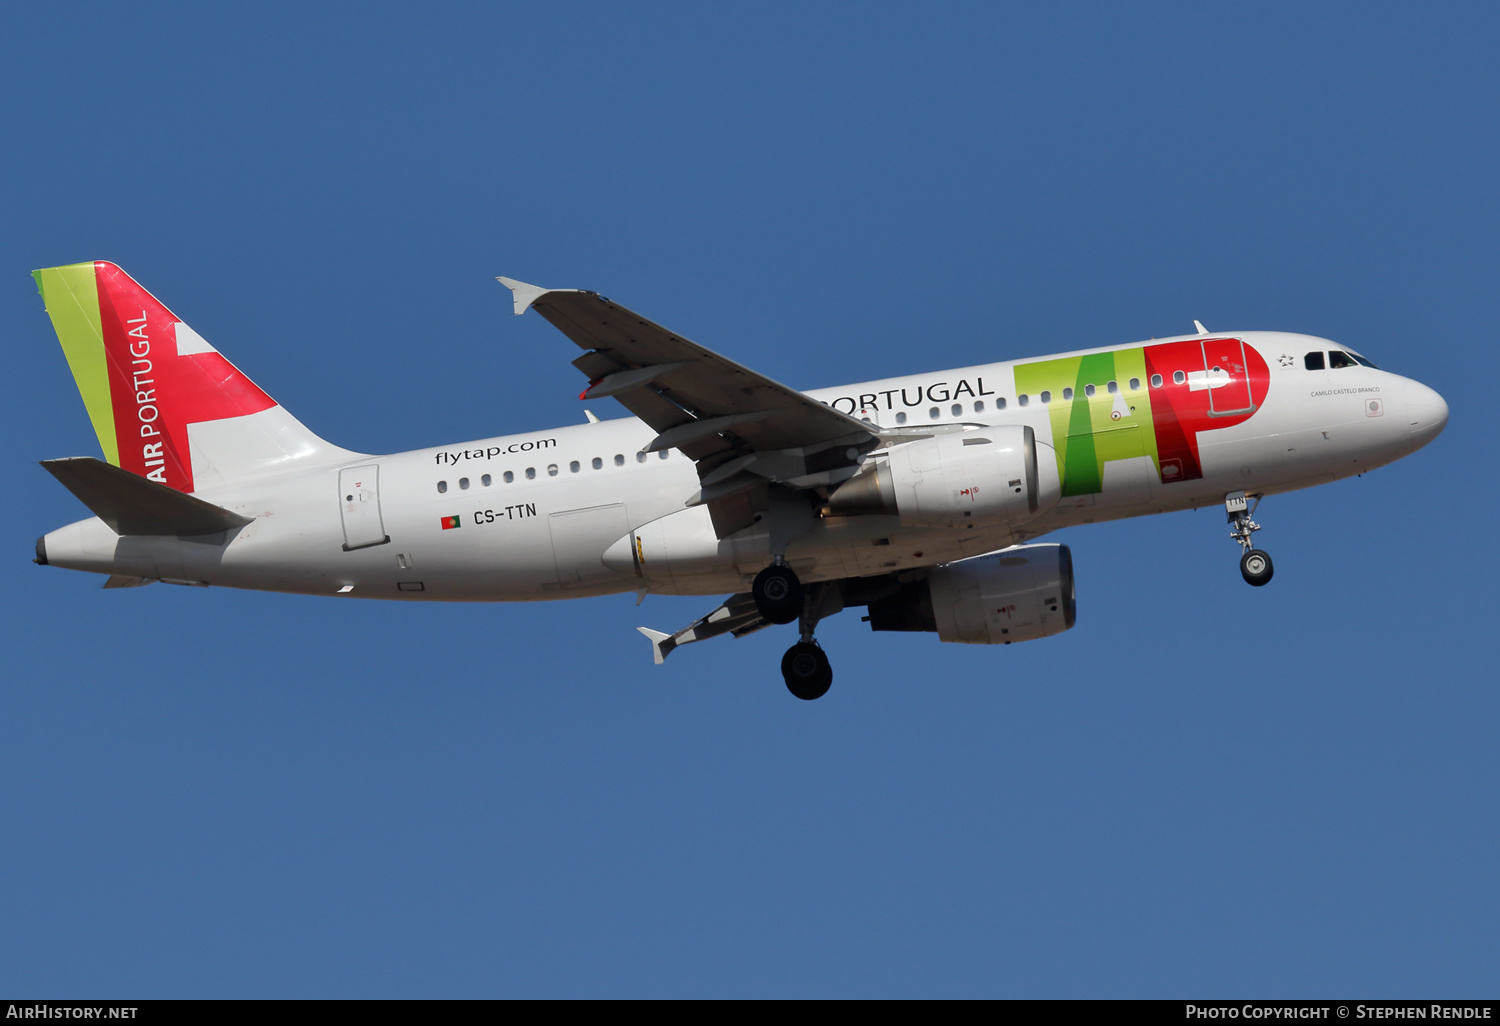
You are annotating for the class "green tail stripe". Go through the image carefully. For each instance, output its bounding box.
[34,263,118,466]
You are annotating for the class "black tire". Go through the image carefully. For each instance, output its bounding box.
[1240,549,1274,587]
[753,564,804,625]
[781,642,832,701]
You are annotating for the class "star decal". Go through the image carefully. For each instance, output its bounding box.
[1278,353,1295,367]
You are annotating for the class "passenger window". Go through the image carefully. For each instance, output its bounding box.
[1018,394,1029,407]
[1150,374,1163,387]
[1085,384,1096,397]
[459,477,470,490]
[1107,381,1117,394]
[569,461,580,473]
[996,397,1007,410]
[547,464,558,476]
[951,403,962,416]
[613,454,624,466]
[592,457,602,470]
[525,467,536,479]
[973,400,984,413]
[636,452,647,463]
[1328,350,1356,369]
[481,474,492,487]
[504,471,514,483]
[1040,390,1052,403]
[895,412,907,424]
[1172,370,1185,385]
[1062,387,1073,400]
[659,450,669,459]
[1305,352,1325,370]
[1130,377,1140,390]
[437,480,447,493]
[929,407,940,419]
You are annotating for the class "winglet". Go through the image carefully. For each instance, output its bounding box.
[497,276,550,316]
[636,627,672,665]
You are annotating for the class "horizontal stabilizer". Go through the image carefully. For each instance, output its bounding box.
[41,457,253,536]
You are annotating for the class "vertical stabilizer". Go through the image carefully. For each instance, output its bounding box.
[34,262,353,492]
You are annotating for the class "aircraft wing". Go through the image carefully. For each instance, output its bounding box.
[500,278,880,534]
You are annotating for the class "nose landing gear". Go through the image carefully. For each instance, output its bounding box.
[1240,548,1274,586]
[1226,491,1274,587]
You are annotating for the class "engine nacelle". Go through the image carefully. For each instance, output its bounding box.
[828,426,1061,529]
[865,543,1076,645]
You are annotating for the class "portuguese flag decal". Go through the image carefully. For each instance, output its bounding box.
[440,515,461,530]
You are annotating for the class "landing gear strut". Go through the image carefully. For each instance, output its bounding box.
[1226,491,1273,587]
[753,561,803,624]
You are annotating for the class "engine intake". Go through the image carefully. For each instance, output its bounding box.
[828,426,1061,529]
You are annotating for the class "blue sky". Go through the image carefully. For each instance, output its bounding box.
[1,2,1495,997]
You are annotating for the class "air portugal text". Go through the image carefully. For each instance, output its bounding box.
[825,377,995,415]
[125,312,168,482]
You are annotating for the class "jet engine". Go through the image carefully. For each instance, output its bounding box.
[827,426,1061,529]
[863,543,1076,644]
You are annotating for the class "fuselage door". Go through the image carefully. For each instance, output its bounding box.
[1200,338,1256,417]
[339,465,390,550]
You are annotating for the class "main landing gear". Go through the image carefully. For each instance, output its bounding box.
[755,563,840,700]
[1226,491,1274,587]
[782,642,832,701]
[753,561,803,624]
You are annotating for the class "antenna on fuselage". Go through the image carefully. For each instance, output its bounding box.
[1193,320,1209,334]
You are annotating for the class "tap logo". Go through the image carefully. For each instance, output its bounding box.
[1015,338,1270,495]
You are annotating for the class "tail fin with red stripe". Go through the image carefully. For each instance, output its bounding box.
[33,262,349,493]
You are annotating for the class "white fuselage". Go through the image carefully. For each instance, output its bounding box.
[41,331,1444,599]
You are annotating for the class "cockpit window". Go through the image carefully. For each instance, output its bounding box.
[1348,351,1379,369]
[1304,352,1326,370]
[1328,350,1357,369]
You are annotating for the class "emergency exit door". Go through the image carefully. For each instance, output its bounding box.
[339,465,389,550]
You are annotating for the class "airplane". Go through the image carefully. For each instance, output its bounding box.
[31,261,1448,700]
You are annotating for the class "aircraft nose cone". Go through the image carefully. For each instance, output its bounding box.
[1405,379,1449,451]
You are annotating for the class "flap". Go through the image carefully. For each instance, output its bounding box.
[41,457,253,536]
[637,592,770,663]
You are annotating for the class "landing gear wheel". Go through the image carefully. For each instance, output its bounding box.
[753,564,804,625]
[1240,549,1274,587]
[781,642,832,701]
